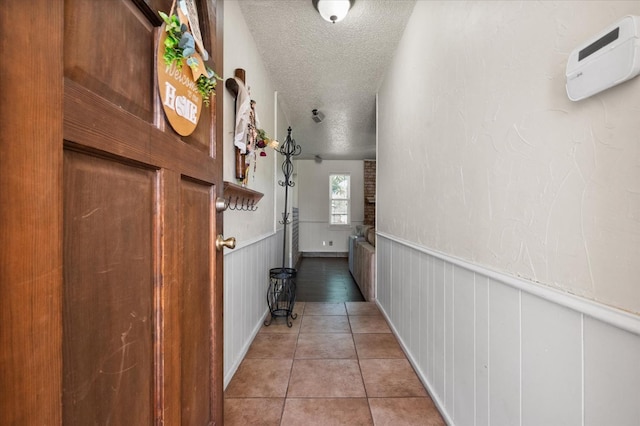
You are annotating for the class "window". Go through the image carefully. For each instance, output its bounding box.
[329,174,350,225]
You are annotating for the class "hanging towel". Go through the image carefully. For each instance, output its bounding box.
[233,77,251,153]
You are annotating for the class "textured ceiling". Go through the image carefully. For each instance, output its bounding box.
[237,0,416,160]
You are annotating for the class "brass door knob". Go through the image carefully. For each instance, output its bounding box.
[216,234,236,251]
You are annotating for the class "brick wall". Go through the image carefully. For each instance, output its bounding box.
[364,160,376,226]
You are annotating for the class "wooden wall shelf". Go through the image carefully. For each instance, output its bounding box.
[223,181,263,211]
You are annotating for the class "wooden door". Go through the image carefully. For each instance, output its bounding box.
[0,0,225,424]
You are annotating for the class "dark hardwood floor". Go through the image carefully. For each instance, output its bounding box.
[294,257,364,302]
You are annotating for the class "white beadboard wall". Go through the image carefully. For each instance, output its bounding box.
[377,232,640,426]
[223,230,283,388]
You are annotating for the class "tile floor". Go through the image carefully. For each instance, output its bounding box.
[224,301,445,425]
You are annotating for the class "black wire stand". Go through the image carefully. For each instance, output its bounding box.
[264,127,302,327]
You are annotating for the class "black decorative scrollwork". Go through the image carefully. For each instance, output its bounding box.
[276,127,302,263]
[264,127,301,327]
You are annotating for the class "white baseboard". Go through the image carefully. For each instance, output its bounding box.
[376,299,455,426]
[224,308,269,389]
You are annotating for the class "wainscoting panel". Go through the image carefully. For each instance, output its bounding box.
[299,220,363,253]
[223,230,282,388]
[475,276,490,426]
[453,265,475,426]
[377,232,640,426]
[488,279,520,426]
[292,207,300,266]
[584,317,640,425]
[433,257,446,401]
[521,292,582,426]
[377,238,391,311]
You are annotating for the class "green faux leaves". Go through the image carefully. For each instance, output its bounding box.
[159,10,222,107]
[197,68,222,107]
[159,11,187,69]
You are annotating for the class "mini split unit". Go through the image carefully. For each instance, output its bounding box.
[312,109,325,123]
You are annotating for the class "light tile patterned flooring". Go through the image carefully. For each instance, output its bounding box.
[224,301,445,425]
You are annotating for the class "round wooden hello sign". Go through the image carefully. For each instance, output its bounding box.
[157,27,203,136]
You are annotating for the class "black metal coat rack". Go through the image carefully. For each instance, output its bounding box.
[264,127,301,327]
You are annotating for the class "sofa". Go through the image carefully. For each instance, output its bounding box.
[348,225,376,301]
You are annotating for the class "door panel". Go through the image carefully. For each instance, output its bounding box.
[62,150,155,424]
[181,180,214,425]
[64,0,157,122]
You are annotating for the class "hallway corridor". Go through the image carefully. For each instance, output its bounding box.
[295,257,365,302]
[224,301,445,425]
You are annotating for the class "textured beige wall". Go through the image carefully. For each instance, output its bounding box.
[223,0,279,243]
[378,1,640,313]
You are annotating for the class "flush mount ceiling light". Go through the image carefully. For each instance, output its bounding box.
[312,0,354,24]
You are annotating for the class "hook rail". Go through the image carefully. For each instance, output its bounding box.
[222,181,263,213]
[225,196,259,211]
